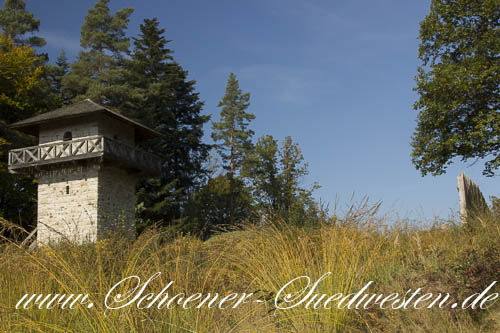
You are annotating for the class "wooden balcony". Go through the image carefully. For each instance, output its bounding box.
[8,135,161,176]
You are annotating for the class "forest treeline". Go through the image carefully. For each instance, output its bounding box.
[0,0,324,238]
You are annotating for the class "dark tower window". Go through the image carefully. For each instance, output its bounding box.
[66,185,70,194]
[63,131,72,141]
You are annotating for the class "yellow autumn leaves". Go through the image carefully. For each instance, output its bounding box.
[0,36,42,113]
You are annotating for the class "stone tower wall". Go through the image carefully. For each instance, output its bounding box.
[39,118,99,144]
[37,164,137,244]
[39,114,135,146]
[97,115,135,146]
[97,166,137,239]
[36,114,138,244]
[37,164,100,244]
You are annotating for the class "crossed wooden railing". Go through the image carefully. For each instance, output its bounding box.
[8,135,161,176]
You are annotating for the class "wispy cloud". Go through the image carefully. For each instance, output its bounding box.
[238,64,335,106]
[263,0,417,65]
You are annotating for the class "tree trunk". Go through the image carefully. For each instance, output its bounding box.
[229,133,235,225]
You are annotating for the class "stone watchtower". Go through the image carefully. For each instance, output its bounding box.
[7,99,161,244]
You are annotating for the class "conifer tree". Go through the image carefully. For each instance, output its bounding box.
[212,72,255,224]
[122,18,210,229]
[53,50,70,93]
[184,174,253,237]
[243,135,320,225]
[45,50,70,104]
[0,0,45,47]
[242,135,280,210]
[62,0,133,104]
[279,136,319,223]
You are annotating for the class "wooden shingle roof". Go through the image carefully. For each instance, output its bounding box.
[9,99,161,141]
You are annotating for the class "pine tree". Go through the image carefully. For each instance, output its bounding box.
[122,18,210,229]
[242,134,320,225]
[242,135,280,210]
[0,0,45,47]
[45,49,70,104]
[280,136,307,211]
[62,0,133,104]
[184,174,253,238]
[53,50,70,96]
[212,72,255,224]
[278,136,319,225]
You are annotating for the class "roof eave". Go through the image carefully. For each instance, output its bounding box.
[9,106,162,141]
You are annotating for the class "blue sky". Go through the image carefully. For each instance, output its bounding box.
[26,0,500,223]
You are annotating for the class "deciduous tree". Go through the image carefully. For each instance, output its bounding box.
[411,0,500,176]
[0,36,41,122]
[0,36,42,228]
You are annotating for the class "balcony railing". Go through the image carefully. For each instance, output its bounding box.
[8,135,161,176]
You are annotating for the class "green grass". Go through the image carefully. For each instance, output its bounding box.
[1,204,500,332]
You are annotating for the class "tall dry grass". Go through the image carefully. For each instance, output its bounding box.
[0,203,499,332]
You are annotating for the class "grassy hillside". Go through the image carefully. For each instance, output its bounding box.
[1,203,500,332]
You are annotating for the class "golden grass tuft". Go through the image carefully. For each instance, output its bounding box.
[1,204,499,332]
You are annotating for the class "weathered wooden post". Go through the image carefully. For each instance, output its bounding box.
[457,172,489,224]
[8,99,161,244]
